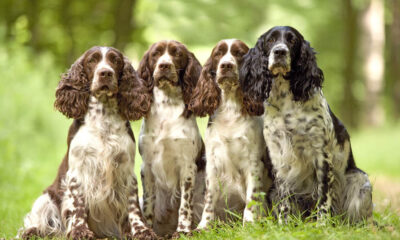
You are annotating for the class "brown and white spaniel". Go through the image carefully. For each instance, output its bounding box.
[189,39,272,229]
[19,46,158,240]
[137,40,205,237]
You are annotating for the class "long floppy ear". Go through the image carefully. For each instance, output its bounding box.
[137,49,155,93]
[239,38,272,116]
[188,57,221,117]
[54,55,90,119]
[181,51,202,118]
[290,40,324,101]
[117,58,152,121]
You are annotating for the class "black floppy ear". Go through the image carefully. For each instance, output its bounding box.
[239,38,272,116]
[290,40,324,101]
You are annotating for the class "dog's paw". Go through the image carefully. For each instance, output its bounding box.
[67,226,95,240]
[127,228,159,240]
[171,231,192,239]
[21,227,39,239]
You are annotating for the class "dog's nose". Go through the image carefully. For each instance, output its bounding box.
[220,62,234,70]
[99,69,114,78]
[159,63,171,70]
[273,48,288,57]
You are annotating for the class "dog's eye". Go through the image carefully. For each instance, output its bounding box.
[268,37,275,44]
[152,51,160,57]
[88,57,96,64]
[175,51,182,57]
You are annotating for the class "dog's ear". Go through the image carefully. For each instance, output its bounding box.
[137,49,155,94]
[240,37,273,116]
[54,55,90,119]
[117,58,152,121]
[189,56,221,117]
[181,50,202,118]
[290,40,324,101]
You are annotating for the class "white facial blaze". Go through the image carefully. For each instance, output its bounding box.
[92,47,115,91]
[154,51,176,77]
[217,39,238,78]
[268,43,291,74]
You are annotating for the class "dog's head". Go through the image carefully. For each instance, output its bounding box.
[240,26,324,111]
[54,46,151,120]
[138,40,202,118]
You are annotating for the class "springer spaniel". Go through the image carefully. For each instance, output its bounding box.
[240,26,373,223]
[189,39,272,229]
[19,47,158,239]
[137,40,205,237]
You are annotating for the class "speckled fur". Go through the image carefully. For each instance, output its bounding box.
[139,86,204,236]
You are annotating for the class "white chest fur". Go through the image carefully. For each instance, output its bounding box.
[205,93,265,197]
[139,87,202,190]
[66,97,135,235]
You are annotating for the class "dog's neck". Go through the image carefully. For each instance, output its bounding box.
[85,95,124,129]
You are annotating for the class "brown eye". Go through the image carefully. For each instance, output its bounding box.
[268,37,275,43]
[175,51,182,57]
[152,51,159,57]
[88,57,96,64]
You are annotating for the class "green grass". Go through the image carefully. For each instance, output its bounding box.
[1,46,400,239]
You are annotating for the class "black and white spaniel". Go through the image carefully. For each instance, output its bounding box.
[137,40,205,237]
[240,26,373,222]
[19,46,157,239]
[189,39,272,229]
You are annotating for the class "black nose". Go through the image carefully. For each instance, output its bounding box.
[220,62,234,69]
[159,63,171,70]
[99,69,113,78]
[273,48,288,57]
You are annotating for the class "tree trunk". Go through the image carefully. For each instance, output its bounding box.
[362,0,385,126]
[59,0,76,66]
[389,0,400,119]
[341,0,360,128]
[113,0,136,51]
[26,0,41,52]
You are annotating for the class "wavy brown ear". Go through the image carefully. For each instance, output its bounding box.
[118,58,152,121]
[54,55,90,119]
[137,49,154,93]
[189,57,221,117]
[181,51,202,118]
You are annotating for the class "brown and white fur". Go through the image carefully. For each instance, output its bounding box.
[137,40,205,237]
[189,39,272,229]
[240,26,373,223]
[19,46,158,239]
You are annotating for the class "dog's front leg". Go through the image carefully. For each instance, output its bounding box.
[174,162,197,235]
[126,176,158,240]
[141,164,155,227]
[243,159,264,224]
[315,150,334,220]
[63,174,94,240]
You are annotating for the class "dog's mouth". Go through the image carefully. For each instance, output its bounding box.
[217,76,239,91]
[155,75,178,89]
[269,61,290,76]
[93,85,118,97]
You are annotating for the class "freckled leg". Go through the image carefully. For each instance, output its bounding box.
[141,164,155,227]
[197,171,219,230]
[127,176,158,240]
[315,153,334,220]
[63,177,94,240]
[276,179,291,225]
[175,163,197,234]
[243,160,263,224]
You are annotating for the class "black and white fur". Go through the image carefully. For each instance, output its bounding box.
[240,26,373,223]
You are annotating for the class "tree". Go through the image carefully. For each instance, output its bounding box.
[388,0,400,119]
[341,0,361,128]
[362,0,385,126]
